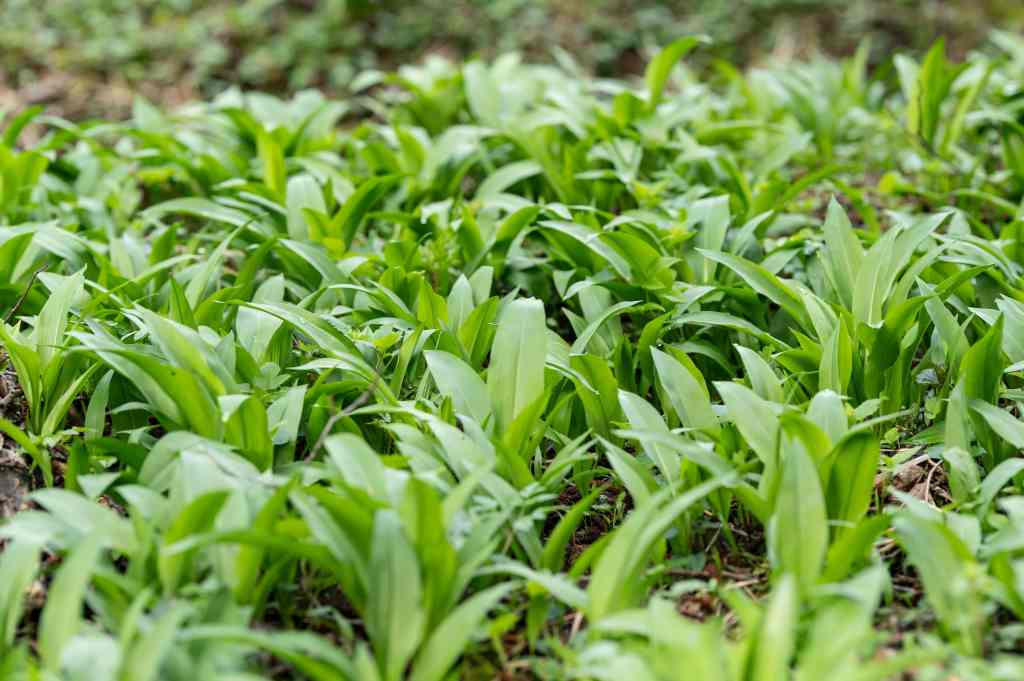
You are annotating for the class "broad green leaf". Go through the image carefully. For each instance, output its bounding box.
[588,476,726,620]
[540,220,632,279]
[769,425,827,589]
[120,604,190,681]
[825,431,879,534]
[651,347,719,434]
[220,395,274,470]
[324,434,390,500]
[331,175,398,251]
[570,300,640,355]
[286,174,327,240]
[487,298,546,432]
[571,353,621,439]
[970,400,1024,449]
[257,130,286,200]
[424,350,491,424]
[38,534,104,672]
[31,488,136,552]
[184,228,238,309]
[367,510,426,681]
[34,270,83,369]
[142,198,259,230]
[409,584,514,681]
[0,540,40,647]
[542,484,607,572]
[820,198,864,309]
[962,315,1006,465]
[735,345,785,403]
[716,381,780,466]
[476,160,541,198]
[752,574,798,681]
[699,249,810,331]
[645,36,705,110]
[893,511,982,655]
[159,490,231,592]
[601,439,658,506]
[618,390,680,485]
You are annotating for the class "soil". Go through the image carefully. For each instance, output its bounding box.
[0,364,31,521]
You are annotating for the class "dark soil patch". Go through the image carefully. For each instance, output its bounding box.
[0,364,32,521]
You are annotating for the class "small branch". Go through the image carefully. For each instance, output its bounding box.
[3,264,49,325]
[304,375,380,462]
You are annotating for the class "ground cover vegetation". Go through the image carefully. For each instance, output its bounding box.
[3,26,1024,681]
[3,0,1022,119]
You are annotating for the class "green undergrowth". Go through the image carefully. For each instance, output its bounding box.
[2,31,1024,681]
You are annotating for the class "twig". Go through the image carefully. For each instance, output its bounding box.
[3,264,49,325]
[304,374,380,461]
[568,611,583,642]
[923,457,944,506]
[702,524,723,553]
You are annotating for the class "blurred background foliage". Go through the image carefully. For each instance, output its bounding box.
[2,0,1023,119]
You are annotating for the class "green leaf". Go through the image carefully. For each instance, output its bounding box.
[542,484,607,572]
[257,130,287,200]
[692,196,730,282]
[645,36,706,110]
[618,390,680,485]
[476,160,541,199]
[769,422,827,589]
[893,511,983,655]
[651,347,719,434]
[915,39,967,149]
[409,584,514,681]
[39,360,98,436]
[34,270,83,370]
[852,212,946,327]
[330,175,398,251]
[752,574,798,681]
[823,514,890,582]
[570,300,640,355]
[0,540,40,648]
[424,350,491,425]
[286,174,327,239]
[735,345,785,403]
[184,228,238,309]
[970,400,1024,448]
[962,315,1006,465]
[367,510,426,681]
[818,319,853,395]
[601,438,658,506]
[588,476,727,620]
[570,353,621,439]
[699,249,810,332]
[540,220,632,279]
[676,311,788,348]
[825,431,880,534]
[181,625,356,681]
[487,298,546,433]
[0,417,50,485]
[142,198,260,230]
[324,434,390,499]
[120,604,191,681]
[2,105,43,147]
[84,370,113,441]
[716,381,780,467]
[820,197,864,309]
[38,534,104,672]
[233,481,294,604]
[31,488,137,551]
[220,395,274,470]
[159,490,231,593]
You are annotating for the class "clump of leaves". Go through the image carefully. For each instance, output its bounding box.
[5,31,1024,681]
